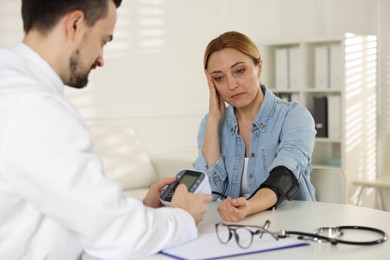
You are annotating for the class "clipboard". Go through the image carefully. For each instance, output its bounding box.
[160,231,309,259]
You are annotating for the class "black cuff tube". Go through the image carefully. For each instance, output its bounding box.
[248,166,299,206]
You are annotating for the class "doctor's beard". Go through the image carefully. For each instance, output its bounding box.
[67,49,94,89]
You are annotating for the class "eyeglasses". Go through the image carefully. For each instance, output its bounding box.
[215,220,277,249]
[215,221,387,248]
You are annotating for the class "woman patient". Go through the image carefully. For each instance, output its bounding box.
[193,31,316,222]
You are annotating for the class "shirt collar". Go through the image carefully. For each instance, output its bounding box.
[227,105,238,135]
[252,85,276,132]
[11,42,64,95]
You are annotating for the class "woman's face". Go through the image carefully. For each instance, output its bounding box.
[207,48,262,109]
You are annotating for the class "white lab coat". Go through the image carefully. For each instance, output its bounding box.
[0,43,197,260]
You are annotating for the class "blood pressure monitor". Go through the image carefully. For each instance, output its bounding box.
[160,169,211,206]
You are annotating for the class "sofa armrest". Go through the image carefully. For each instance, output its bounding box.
[149,153,196,179]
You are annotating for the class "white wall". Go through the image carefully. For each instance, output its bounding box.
[0,0,378,156]
[69,0,377,155]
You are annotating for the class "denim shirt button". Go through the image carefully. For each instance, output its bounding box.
[260,123,265,129]
[251,153,255,158]
[249,174,254,178]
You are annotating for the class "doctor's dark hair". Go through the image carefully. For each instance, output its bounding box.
[204,31,262,70]
[21,0,122,34]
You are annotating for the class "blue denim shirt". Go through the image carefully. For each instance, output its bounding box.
[193,86,316,201]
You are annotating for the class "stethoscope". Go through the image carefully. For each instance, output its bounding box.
[278,225,388,246]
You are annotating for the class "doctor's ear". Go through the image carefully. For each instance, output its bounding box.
[64,10,85,41]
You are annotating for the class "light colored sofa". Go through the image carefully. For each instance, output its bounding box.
[86,119,195,200]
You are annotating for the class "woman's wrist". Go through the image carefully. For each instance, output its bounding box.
[207,113,221,124]
[247,188,277,215]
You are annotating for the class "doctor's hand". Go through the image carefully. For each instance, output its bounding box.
[143,176,177,208]
[171,184,213,225]
[217,197,250,222]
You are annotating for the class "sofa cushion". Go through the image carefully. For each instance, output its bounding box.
[86,119,158,190]
[122,188,149,201]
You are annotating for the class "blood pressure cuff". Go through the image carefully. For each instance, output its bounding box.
[248,166,299,207]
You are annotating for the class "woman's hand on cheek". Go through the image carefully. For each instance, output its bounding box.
[217,197,249,222]
[205,70,225,121]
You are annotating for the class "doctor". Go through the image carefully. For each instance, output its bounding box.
[0,0,212,259]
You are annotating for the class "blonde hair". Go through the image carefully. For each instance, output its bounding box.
[204,31,261,69]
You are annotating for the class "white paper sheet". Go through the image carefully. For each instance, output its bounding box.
[160,231,308,259]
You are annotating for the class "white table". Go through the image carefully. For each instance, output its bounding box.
[150,200,390,259]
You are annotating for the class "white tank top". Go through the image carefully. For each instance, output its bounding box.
[240,158,250,198]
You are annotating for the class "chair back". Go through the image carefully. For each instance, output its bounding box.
[311,168,346,204]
